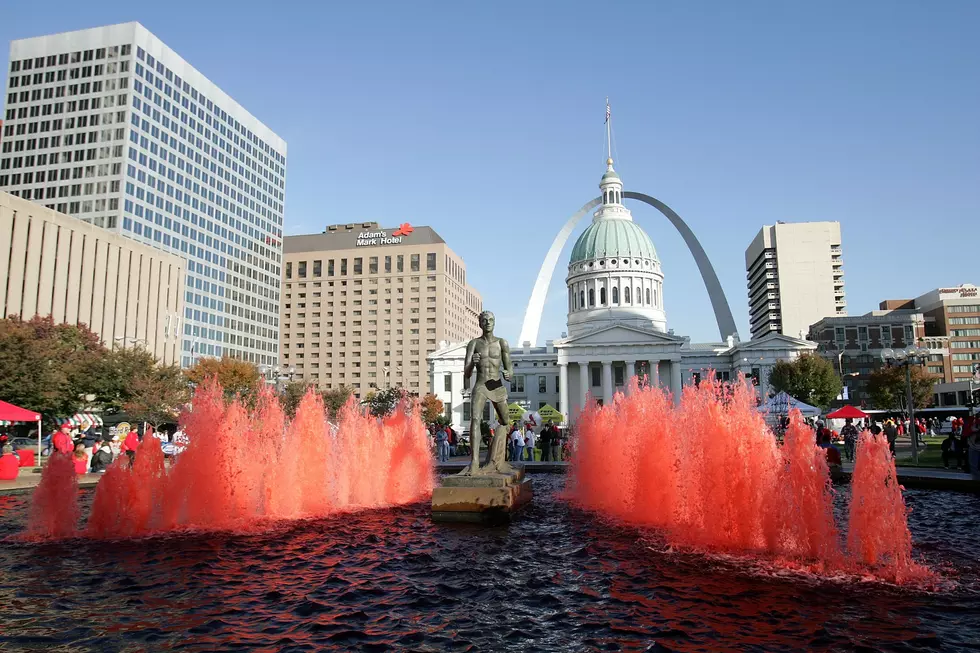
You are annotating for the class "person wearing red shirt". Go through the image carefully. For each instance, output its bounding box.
[0,445,19,480]
[52,424,74,456]
[121,429,140,466]
[72,444,88,475]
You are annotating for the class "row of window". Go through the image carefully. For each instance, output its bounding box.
[948,305,980,313]
[574,285,656,309]
[286,254,439,278]
[9,45,131,73]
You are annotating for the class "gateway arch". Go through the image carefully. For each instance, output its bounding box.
[517,191,739,345]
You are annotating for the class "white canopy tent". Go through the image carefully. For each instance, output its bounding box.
[760,391,821,421]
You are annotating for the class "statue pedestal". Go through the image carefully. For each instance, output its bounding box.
[431,468,533,524]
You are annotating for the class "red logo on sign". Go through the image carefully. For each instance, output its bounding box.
[392,223,414,237]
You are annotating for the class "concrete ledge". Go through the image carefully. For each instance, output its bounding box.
[432,478,533,524]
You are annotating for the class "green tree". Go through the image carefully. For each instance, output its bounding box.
[366,386,406,418]
[419,393,445,425]
[767,353,842,409]
[185,356,261,400]
[123,365,191,427]
[867,365,935,411]
[280,380,313,418]
[91,345,159,414]
[0,315,105,416]
[321,385,354,418]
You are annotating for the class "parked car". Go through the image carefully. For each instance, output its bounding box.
[9,437,36,451]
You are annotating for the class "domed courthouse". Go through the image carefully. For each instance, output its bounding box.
[428,158,814,432]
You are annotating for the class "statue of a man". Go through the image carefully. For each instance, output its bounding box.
[460,311,515,476]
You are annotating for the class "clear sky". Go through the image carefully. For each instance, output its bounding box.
[3,1,978,344]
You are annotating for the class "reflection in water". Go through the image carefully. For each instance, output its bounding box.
[0,477,975,652]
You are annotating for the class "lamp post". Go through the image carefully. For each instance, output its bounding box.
[880,345,930,464]
[258,364,296,392]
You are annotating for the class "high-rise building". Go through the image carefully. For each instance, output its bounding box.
[1,23,286,368]
[745,221,845,340]
[281,222,482,398]
[881,284,980,382]
[1,191,185,364]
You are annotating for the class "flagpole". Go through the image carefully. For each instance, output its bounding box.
[605,98,612,160]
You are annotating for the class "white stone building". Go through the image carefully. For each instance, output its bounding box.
[2,23,286,367]
[429,158,815,434]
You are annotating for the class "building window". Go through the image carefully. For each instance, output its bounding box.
[579,290,585,308]
[538,375,546,393]
[614,366,624,385]
[624,286,631,303]
[285,262,292,279]
[462,401,471,422]
[426,252,436,271]
[588,289,595,306]
[369,257,378,274]
[385,256,392,273]
[646,288,651,305]
[410,254,420,272]
[636,287,641,304]
[397,255,404,272]
[600,287,607,305]
[354,257,363,274]
[444,373,452,392]
[313,260,322,276]
[512,375,525,393]
[328,259,334,276]
[341,259,348,275]
[612,286,619,304]
[591,366,601,387]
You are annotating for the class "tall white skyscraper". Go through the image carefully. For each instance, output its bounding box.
[745,221,845,340]
[1,22,286,367]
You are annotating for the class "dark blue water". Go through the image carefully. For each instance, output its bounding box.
[0,476,978,652]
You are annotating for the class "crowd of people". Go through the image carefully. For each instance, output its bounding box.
[428,421,565,464]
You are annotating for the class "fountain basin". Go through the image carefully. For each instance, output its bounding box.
[432,468,533,523]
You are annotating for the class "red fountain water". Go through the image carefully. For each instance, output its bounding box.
[25,379,434,539]
[568,376,926,581]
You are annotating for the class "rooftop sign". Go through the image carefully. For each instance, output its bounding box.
[356,223,414,247]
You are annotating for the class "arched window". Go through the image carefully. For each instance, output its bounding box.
[571,290,576,309]
[612,286,619,304]
[653,287,658,306]
[588,289,595,306]
[615,191,620,204]
[580,290,585,308]
[600,287,607,305]
[624,286,631,303]
[646,288,652,304]
[603,191,608,204]
[636,287,641,304]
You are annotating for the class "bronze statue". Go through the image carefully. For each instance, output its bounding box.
[460,311,515,476]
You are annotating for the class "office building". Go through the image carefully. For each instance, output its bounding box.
[1,22,286,368]
[0,191,184,363]
[745,221,845,340]
[882,284,980,382]
[281,222,483,398]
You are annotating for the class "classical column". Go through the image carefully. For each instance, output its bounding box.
[669,361,682,406]
[559,362,569,423]
[602,360,613,406]
[650,360,660,388]
[578,362,588,415]
[624,359,636,394]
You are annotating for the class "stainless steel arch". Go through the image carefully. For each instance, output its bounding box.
[517,192,739,345]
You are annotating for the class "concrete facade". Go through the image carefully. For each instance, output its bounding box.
[0,190,184,363]
[2,23,286,368]
[282,222,482,399]
[746,221,845,340]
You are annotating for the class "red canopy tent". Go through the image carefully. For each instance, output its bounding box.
[825,405,868,420]
[0,400,43,461]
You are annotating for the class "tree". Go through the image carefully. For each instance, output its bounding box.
[280,380,313,418]
[767,353,842,409]
[867,365,935,412]
[185,356,261,400]
[366,386,406,418]
[91,345,159,414]
[0,315,106,416]
[419,394,445,425]
[124,365,191,427]
[321,385,354,418]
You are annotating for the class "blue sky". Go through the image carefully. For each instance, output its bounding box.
[3,1,978,344]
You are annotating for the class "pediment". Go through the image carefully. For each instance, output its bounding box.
[558,324,685,347]
[735,333,816,351]
[428,341,469,360]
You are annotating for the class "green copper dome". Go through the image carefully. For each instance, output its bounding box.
[570,219,659,263]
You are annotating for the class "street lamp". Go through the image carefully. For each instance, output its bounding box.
[880,345,930,463]
[258,364,296,392]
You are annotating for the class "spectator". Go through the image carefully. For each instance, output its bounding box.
[883,420,898,456]
[524,427,536,462]
[941,430,965,470]
[511,427,525,465]
[840,418,858,463]
[448,427,457,457]
[539,424,552,461]
[550,427,562,462]
[91,440,114,473]
[53,424,74,456]
[79,422,98,471]
[121,428,140,466]
[0,445,19,480]
[73,443,88,475]
[435,426,449,463]
[818,432,842,468]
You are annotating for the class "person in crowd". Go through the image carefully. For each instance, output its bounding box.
[550,426,562,462]
[79,422,98,471]
[53,423,74,456]
[941,430,965,470]
[883,419,898,455]
[818,432,842,468]
[524,426,536,462]
[121,428,140,466]
[968,427,980,479]
[90,440,114,473]
[0,445,19,481]
[435,425,449,463]
[447,427,457,458]
[511,426,525,465]
[840,418,858,463]
[539,423,551,461]
[869,421,882,437]
[72,443,88,475]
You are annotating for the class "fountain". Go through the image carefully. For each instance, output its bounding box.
[24,379,434,539]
